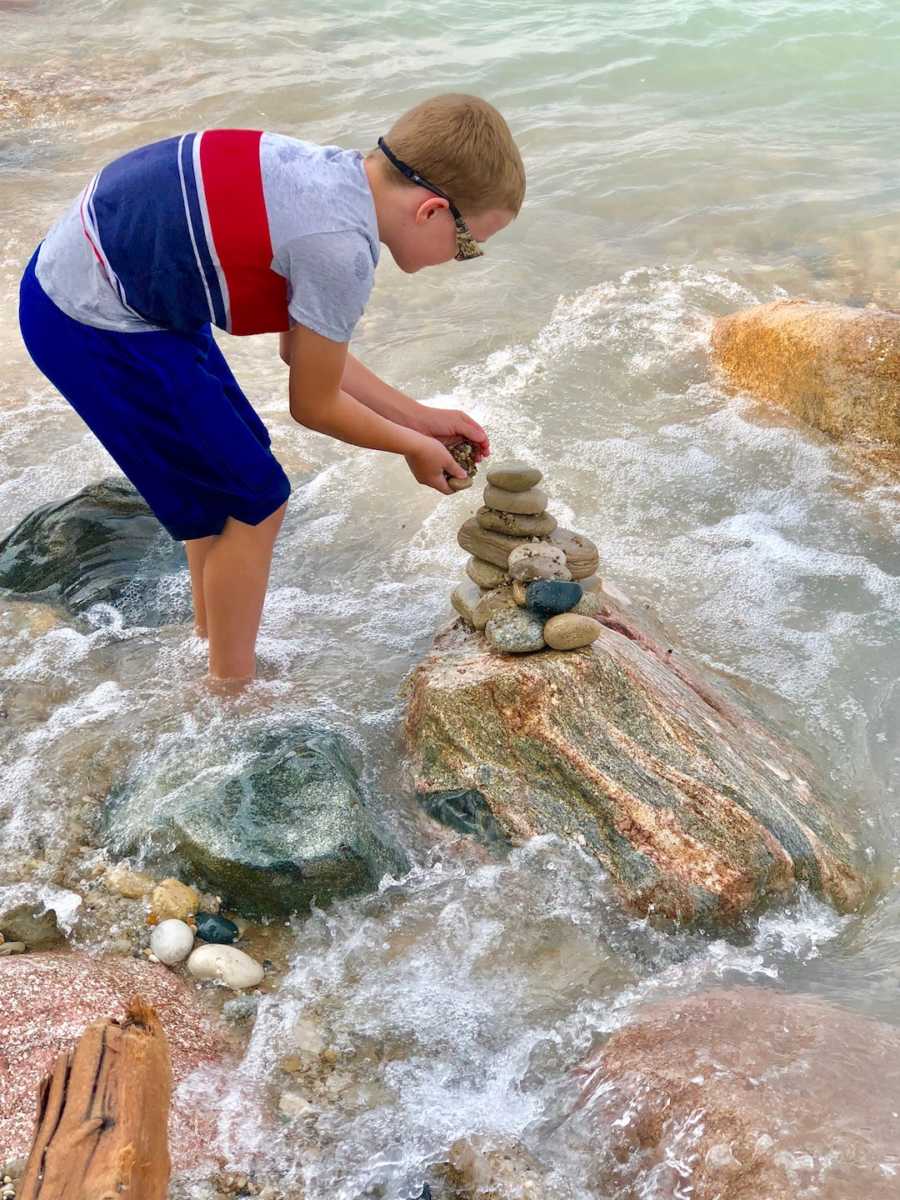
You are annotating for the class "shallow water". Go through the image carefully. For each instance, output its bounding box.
[1,0,899,1194]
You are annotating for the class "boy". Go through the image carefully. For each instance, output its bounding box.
[18,94,525,685]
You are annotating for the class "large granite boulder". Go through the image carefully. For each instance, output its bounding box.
[575,987,900,1199]
[711,299,900,457]
[404,583,866,927]
[104,720,408,918]
[0,476,190,624]
[0,951,239,1171]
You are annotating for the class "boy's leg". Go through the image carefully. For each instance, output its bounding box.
[185,536,216,637]
[200,501,288,682]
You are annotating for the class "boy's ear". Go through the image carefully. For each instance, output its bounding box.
[415,195,450,225]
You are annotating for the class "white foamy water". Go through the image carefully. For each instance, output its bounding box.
[2,1,900,1194]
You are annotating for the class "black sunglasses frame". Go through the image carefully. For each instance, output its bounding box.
[377,137,483,261]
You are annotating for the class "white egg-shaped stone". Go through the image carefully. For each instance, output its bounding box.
[149,918,194,965]
[187,943,264,990]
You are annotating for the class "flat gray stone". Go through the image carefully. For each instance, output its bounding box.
[477,506,557,538]
[457,518,532,569]
[485,460,543,492]
[483,484,548,515]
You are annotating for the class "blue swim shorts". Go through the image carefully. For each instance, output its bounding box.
[18,248,291,542]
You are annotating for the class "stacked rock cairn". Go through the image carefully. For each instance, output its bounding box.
[448,451,604,654]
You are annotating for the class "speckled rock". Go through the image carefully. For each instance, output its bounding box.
[149,918,194,965]
[476,506,558,538]
[543,613,602,650]
[525,580,583,618]
[485,460,543,492]
[578,988,900,1200]
[508,542,571,583]
[405,585,867,928]
[105,720,408,918]
[150,878,199,923]
[451,580,517,631]
[483,484,548,515]
[484,608,545,654]
[187,944,264,990]
[465,556,507,590]
[0,952,239,1169]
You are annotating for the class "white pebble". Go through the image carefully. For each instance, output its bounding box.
[149,919,194,965]
[187,943,264,990]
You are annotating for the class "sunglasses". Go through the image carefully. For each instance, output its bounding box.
[377,137,484,261]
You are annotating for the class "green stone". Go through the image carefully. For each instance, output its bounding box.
[104,720,408,918]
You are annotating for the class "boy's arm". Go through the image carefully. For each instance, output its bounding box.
[279,334,490,460]
[286,325,466,494]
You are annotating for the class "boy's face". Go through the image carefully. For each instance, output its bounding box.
[390,193,515,273]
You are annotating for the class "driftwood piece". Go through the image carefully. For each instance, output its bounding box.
[19,997,172,1200]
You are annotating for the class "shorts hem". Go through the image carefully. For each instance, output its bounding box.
[166,482,291,542]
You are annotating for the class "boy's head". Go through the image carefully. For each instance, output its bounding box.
[364,93,525,273]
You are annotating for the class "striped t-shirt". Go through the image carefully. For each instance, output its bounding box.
[36,130,380,342]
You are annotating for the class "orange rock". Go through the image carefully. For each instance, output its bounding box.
[711,299,900,459]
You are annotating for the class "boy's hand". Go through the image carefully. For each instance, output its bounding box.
[405,434,468,495]
[414,406,490,462]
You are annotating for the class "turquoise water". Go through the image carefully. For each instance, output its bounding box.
[1,1,899,1194]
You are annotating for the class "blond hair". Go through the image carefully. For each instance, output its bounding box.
[368,93,525,217]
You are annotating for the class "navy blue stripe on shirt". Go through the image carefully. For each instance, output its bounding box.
[90,135,216,331]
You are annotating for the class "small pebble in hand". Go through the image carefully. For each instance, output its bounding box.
[446,439,478,492]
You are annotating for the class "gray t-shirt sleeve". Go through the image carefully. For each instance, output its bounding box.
[277,230,375,343]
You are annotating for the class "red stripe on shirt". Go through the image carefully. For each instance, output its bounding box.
[198,129,288,336]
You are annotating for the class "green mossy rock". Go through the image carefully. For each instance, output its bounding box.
[104,721,408,918]
[0,476,189,624]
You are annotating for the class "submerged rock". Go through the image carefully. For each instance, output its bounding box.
[104,720,408,918]
[0,476,189,624]
[405,586,866,927]
[0,883,81,947]
[417,788,512,848]
[711,299,900,459]
[577,987,900,1199]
